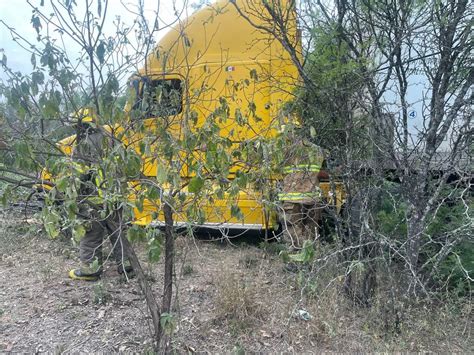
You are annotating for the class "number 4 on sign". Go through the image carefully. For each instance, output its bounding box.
[409,110,417,119]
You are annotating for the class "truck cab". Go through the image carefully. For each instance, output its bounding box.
[126,0,302,231]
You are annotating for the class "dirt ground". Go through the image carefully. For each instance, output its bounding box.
[0,207,472,353]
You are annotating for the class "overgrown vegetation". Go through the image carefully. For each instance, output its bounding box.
[248,0,473,298]
[0,0,472,352]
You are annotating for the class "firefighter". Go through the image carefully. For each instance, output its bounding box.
[68,110,133,281]
[278,125,325,248]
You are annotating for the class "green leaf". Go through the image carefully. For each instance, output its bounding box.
[248,101,256,114]
[127,225,146,242]
[43,98,60,118]
[31,53,37,68]
[105,73,119,94]
[147,186,161,200]
[55,176,69,192]
[97,0,102,17]
[90,258,100,273]
[32,71,44,85]
[249,68,258,81]
[279,250,290,263]
[134,196,144,213]
[235,171,248,188]
[182,34,191,47]
[20,82,30,95]
[65,0,76,8]
[72,224,86,241]
[124,152,141,178]
[31,14,42,34]
[230,204,243,220]
[188,176,204,193]
[0,186,12,207]
[160,312,176,335]
[287,241,314,263]
[96,41,106,64]
[43,210,60,239]
[148,236,162,263]
[138,141,146,155]
[235,108,245,125]
[156,164,168,184]
[233,344,245,355]
[65,200,78,216]
[186,204,206,224]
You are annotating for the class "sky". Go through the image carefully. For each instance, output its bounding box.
[0,0,188,81]
[0,0,41,78]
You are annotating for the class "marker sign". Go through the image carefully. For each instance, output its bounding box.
[408,110,417,119]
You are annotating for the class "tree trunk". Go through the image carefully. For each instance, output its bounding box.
[121,234,163,350]
[161,202,174,353]
[406,206,424,283]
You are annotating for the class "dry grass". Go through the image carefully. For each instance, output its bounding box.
[214,270,266,331]
[1,208,472,353]
[284,250,473,352]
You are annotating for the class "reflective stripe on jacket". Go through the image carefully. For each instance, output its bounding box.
[282,164,321,174]
[279,141,324,203]
[278,191,321,201]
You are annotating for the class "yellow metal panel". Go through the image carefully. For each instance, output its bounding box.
[139,0,299,141]
[132,189,278,229]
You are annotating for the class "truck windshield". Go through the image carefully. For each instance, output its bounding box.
[131,78,183,118]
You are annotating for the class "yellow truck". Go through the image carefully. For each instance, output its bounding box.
[44,0,344,234]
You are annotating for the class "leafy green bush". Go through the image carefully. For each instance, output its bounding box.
[375,185,472,295]
[436,241,473,295]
